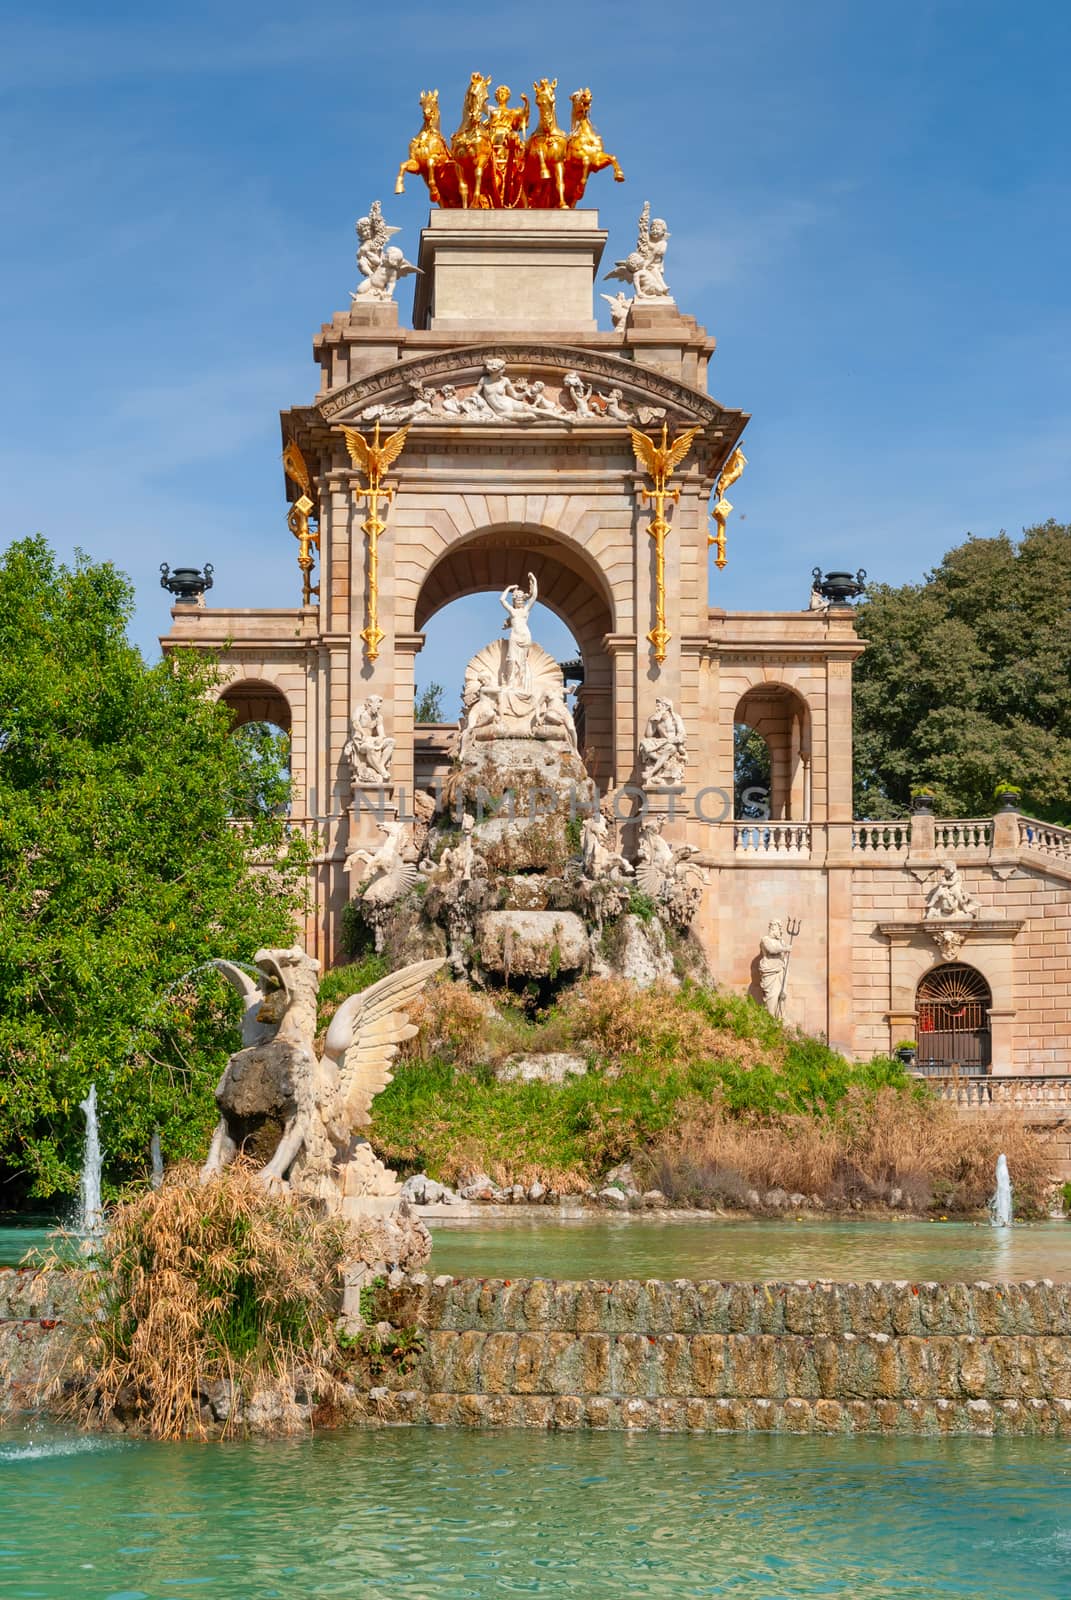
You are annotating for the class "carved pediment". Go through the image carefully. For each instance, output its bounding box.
[317,343,740,435]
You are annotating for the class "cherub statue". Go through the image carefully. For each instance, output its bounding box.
[562,370,594,416]
[351,201,419,303]
[605,201,672,300]
[597,388,633,421]
[925,861,981,921]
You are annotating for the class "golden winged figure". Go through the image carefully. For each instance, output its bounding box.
[628,421,702,484]
[718,446,747,500]
[338,421,411,478]
[281,438,312,497]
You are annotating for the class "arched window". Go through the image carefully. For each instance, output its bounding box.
[733,686,810,820]
[218,683,292,819]
[916,963,992,1072]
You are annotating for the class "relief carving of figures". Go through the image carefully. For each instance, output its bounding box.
[351,201,420,304]
[457,626,578,758]
[605,201,672,300]
[758,920,790,1015]
[924,861,981,921]
[354,360,647,427]
[639,697,687,788]
[344,695,395,784]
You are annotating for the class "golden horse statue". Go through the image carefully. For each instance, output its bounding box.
[395,89,458,206]
[564,87,624,206]
[523,77,569,209]
[451,71,494,209]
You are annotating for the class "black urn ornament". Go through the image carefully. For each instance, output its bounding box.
[812,567,867,604]
[160,563,214,604]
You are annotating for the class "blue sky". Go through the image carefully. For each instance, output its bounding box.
[2,0,1068,700]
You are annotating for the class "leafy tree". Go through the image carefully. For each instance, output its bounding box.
[734,724,771,817]
[414,681,446,722]
[0,538,308,1206]
[853,521,1071,821]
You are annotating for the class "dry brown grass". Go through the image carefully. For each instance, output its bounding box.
[561,979,782,1072]
[47,1164,353,1439]
[402,980,506,1068]
[638,1088,1055,1215]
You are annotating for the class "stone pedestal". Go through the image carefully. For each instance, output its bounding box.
[413,209,607,331]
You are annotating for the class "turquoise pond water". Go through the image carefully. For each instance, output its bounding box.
[423,1214,1071,1283]
[2,1425,1071,1599]
[7,1213,1071,1281]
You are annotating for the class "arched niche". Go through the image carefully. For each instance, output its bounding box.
[412,529,615,785]
[218,679,293,736]
[733,684,811,821]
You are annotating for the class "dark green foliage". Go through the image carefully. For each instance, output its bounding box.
[853,521,1071,820]
[0,538,307,1203]
[414,682,446,722]
[734,723,772,816]
[626,888,657,922]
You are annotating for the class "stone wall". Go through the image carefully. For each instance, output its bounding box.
[6,1268,1071,1436]
[352,1273,1071,1436]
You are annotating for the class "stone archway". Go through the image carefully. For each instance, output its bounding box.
[412,528,616,786]
[916,962,993,1073]
[218,679,293,734]
[733,684,811,821]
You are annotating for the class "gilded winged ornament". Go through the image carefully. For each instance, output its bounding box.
[629,423,701,665]
[708,446,747,571]
[282,439,319,605]
[338,422,411,661]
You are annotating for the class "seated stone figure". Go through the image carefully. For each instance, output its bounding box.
[639,697,687,787]
[924,861,980,920]
[344,695,394,783]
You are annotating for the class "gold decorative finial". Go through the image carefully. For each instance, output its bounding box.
[708,448,747,571]
[338,421,410,662]
[282,440,319,606]
[629,422,702,664]
[396,74,622,210]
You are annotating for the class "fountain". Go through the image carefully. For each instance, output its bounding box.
[150,1130,164,1190]
[990,1152,1013,1227]
[77,1084,104,1236]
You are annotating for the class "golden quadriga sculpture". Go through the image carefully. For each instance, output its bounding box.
[396,74,624,209]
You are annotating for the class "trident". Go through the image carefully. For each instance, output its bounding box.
[775,917,802,1020]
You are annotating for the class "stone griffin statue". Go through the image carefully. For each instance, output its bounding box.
[200,947,443,1205]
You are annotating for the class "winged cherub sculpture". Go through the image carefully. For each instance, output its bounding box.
[351,200,420,304]
[200,947,443,1203]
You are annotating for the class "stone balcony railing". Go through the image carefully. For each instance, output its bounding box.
[922,1073,1071,1115]
[1018,817,1071,863]
[733,823,811,856]
[728,810,1068,870]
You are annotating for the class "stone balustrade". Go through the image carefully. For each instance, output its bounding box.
[851,822,910,854]
[734,823,811,857]
[924,1074,1071,1114]
[1019,817,1071,862]
[933,818,993,852]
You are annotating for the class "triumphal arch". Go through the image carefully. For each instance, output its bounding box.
[164,76,1071,1090]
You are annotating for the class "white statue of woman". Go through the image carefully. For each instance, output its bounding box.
[499,573,538,692]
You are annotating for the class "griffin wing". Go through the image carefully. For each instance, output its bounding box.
[323,957,445,1132]
[374,424,411,471]
[663,426,702,475]
[281,439,312,497]
[338,426,371,472]
[628,426,659,477]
